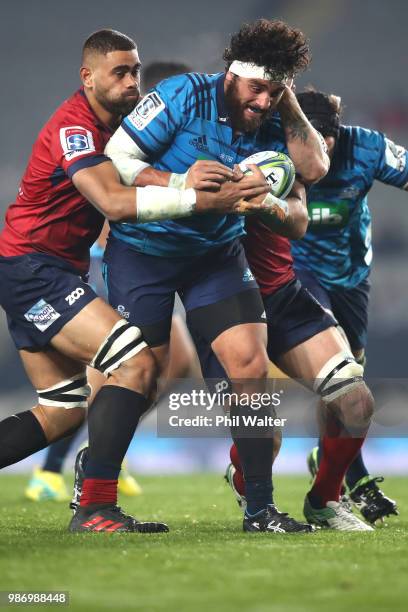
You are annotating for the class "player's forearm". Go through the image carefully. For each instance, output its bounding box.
[72,163,196,223]
[90,184,199,223]
[134,165,172,187]
[262,197,307,239]
[73,161,270,224]
[105,128,183,188]
[260,181,308,239]
[278,89,329,184]
[280,195,309,239]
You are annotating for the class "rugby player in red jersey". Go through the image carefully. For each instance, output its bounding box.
[23,61,200,505]
[198,208,376,531]
[0,29,269,533]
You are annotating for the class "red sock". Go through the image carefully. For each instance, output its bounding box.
[230,443,246,496]
[233,467,246,496]
[80,478,118,507]
[230,443,242,470]
[310,417,366,506]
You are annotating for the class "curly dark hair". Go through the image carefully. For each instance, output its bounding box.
[223,19,310,78]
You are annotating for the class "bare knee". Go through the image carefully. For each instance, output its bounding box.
[33,405,86,443]
[226,349,269,380]
[331,383,374,432]
[109,347,158,397]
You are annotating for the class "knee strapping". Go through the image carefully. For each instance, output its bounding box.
[313,352,364,403]
[90,319,147,376]
[38,373,91,409]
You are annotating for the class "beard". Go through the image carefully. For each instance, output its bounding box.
[94,87,140,118]
[224,79,268,133]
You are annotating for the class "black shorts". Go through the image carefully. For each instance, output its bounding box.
[191,278,336,379]
[103,236,264,347]
[0,253,97,350]
[296,267,370,351]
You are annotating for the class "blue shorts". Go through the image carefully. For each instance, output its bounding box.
[295,268,370,351]
[190,278,336,378]
[0,253,97,350]
[103,235,261,346]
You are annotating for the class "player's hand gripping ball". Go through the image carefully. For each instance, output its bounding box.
[238,150,295,225]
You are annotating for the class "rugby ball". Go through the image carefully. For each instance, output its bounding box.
[239,150,295,199]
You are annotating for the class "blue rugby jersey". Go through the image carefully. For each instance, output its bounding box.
[110,72,286,256]
[292,126,408,290]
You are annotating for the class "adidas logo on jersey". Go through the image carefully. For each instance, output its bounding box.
[242,268,255,282]
[189,135,209,153]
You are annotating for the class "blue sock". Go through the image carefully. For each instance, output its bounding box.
[345,451,370,490]
[245,480,273,516]
[43,433,77,473]
[317,438,323,463]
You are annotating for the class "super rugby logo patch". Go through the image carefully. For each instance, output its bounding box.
[127,92,165,130]
[24,299,61,332]
[60,126,95,161]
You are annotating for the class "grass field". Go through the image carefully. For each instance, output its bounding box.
[0,474,407,612]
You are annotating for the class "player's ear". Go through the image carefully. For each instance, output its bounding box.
[80,66,93,88]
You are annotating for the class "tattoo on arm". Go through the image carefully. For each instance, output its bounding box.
[286,119,309,144]
[280,107,311,144]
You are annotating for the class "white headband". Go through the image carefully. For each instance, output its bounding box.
[229,60,291,83]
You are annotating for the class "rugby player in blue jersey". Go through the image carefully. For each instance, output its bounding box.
[293,89,404,523]
[103,19,335,533]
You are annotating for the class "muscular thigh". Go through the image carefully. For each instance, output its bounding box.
[20,347,86,389]
[211,322,267,379]
[50,296,124,363]
[277,326,349,382]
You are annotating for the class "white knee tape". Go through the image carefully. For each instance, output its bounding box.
[90,319,147,376]
[313,351,364,403]
[38,372,91,409]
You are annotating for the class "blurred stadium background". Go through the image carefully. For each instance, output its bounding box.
[1,0,407,476]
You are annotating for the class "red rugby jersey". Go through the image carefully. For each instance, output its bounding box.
[0,89,113,273]
[243,216,295,296]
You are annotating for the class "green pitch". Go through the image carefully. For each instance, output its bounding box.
[0,474,407,612]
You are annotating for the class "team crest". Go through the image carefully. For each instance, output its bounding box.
[59,126,95,161]
[127,92,165,130]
